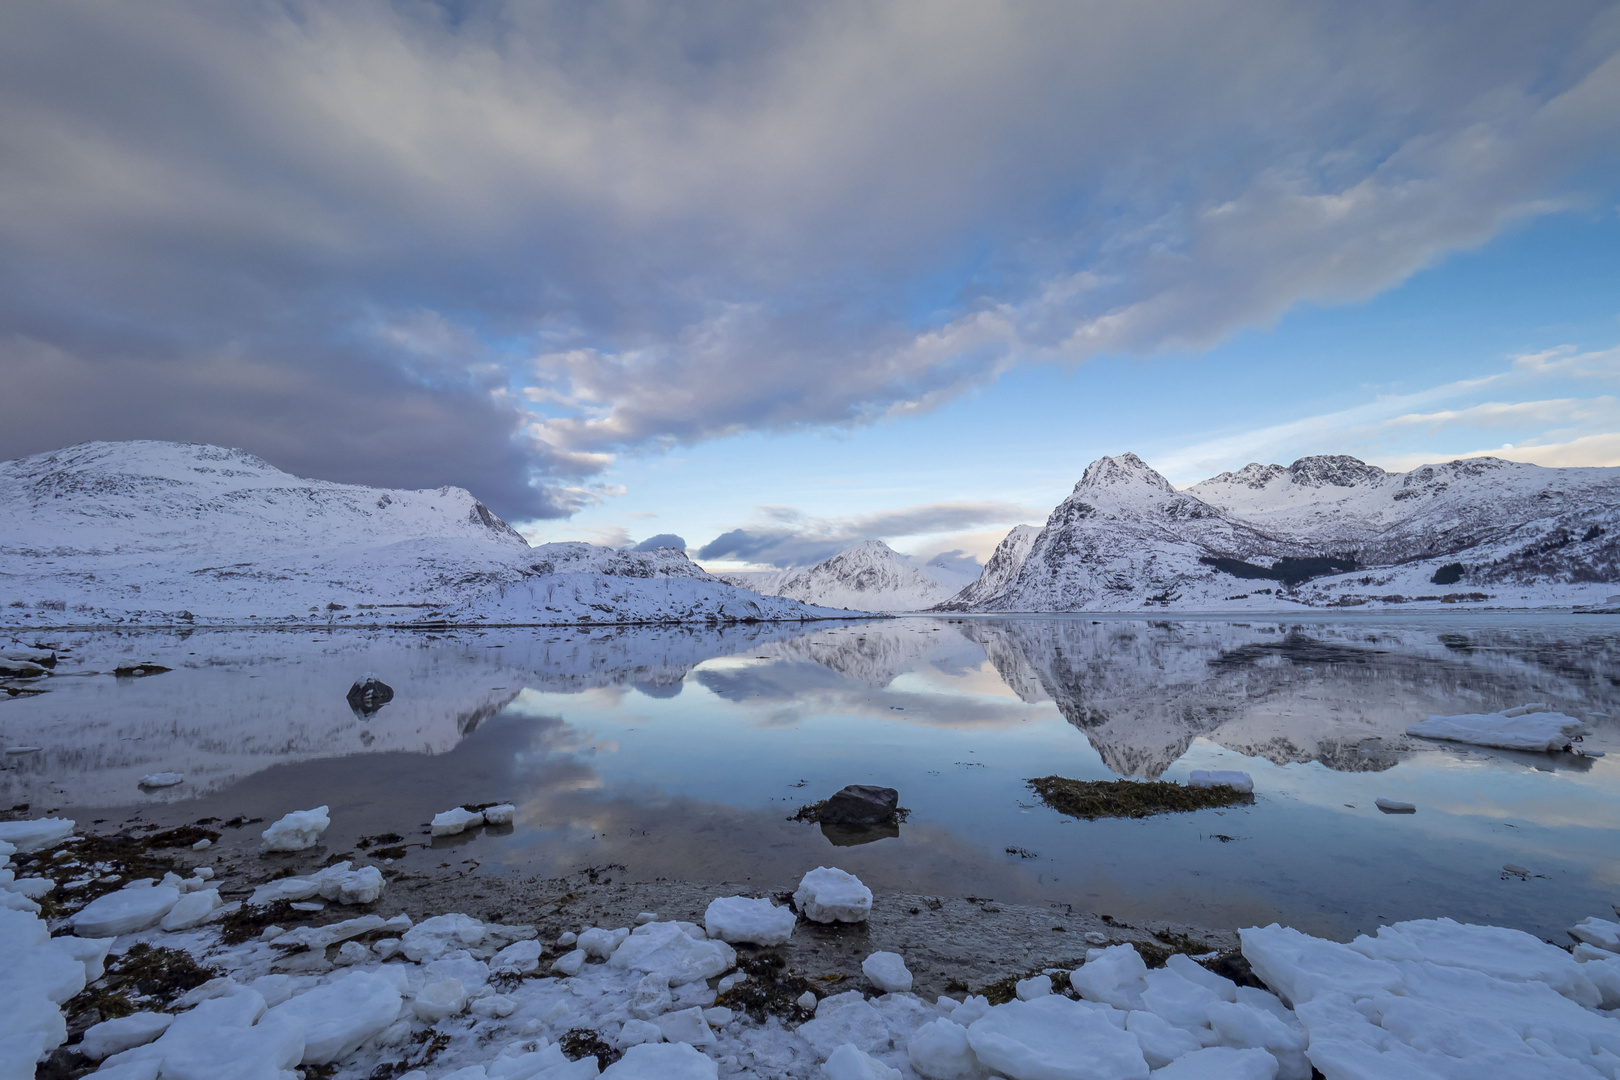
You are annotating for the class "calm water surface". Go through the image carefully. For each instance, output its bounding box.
[3,613,1617,941]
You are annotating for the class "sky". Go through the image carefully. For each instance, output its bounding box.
[2,1,1618,571]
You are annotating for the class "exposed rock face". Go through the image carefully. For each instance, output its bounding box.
[946,452,1620,611]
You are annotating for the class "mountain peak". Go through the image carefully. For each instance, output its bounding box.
[1284,455,1387,488]
[1077,453,1175,493]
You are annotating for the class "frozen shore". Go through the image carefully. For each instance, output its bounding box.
[5,809,1620,1080]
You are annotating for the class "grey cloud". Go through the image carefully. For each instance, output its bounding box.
[697,501,1029,567]
[1,1,1616,513]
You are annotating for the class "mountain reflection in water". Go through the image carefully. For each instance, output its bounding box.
[5,613,1617,940]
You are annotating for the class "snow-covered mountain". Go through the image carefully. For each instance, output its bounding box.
[936,524,1039,610]
[0,441,858,627]
[718,539,977,612]
[950,452,1620,611]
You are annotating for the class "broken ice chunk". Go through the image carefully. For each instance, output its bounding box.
[551,948,587,976]
[137,772,184,788]
[1406,708,1586,751]
[831,1042,904,1079]
[400,913,486,961]
[1014,974,1051,1001]
[704,895,796,946]
[1374,797,1416,814]
[79,1012,174,1060]
[654,1005,715,1047]
[492,939,543,974]
[431,806,485,836]
[1148,1046,1280,1079]
[70,884,181,937]
[260,806,330,851]
[482,803,516,826]
[0,817,75,853]
[861,951,913,994]
[1069,943,1148,1011]
[794,867,873,924]
[609,921,736,986]
[906,1018,978,1079]
[264,969,402,1063]
[412,978,469,1022]
[599,1041,718,1078]
[1571,916,1620,953]
[159,888,222,931]
[966,996,1148,1080]
[1188,770,1253,794]
[578,925,630,958]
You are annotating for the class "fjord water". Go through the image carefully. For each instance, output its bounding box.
[4,614,1617,942]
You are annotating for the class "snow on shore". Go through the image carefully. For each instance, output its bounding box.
[6,817,1620,1079]
[0,442,858,628]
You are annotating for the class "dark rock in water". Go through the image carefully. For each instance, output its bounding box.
[0,659,49,679]
[820,820,900,847]
[113,662,171,677]
[347,673,395,714]
[819,785,899,825]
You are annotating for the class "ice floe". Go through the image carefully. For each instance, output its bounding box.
[1189,769,1254,794]
[794,866,873,924]
[260,805,330,851]
[703,896,797,946]
[433,806,487,836]
[1406,705,1588,751]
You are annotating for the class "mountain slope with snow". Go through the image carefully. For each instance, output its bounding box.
[0,441,859,627]
[937,524,1040,610]
[955,452,1620,612]
[719,539,977,612]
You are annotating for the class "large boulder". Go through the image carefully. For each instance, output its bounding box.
[819,785,900,825]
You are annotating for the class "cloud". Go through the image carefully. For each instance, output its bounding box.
[1388,397,1619,430]
[1151,342,1620,483]
[697,500,1031,567]
[631,533,688,552]
[1,1,1617,514]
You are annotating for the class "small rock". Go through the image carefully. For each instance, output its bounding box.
[796,991,818,1012]
[113,662,171,677]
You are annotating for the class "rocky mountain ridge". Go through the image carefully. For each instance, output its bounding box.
[946,452,1620,611]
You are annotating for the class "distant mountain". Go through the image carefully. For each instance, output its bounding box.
[947,452,1620,611]
[0,441,857,627]
[719,539,977,612]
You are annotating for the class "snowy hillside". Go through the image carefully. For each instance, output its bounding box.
[954,452,1620,612]
[937,524,1040,609]
[719,539,976,612]
[0,441,859,627]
